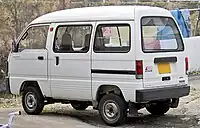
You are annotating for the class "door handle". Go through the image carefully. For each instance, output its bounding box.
[56,56,59,65]
[38,56,44,60]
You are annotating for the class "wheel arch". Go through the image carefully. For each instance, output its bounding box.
[95,84,126,102]
[19,81,43,95]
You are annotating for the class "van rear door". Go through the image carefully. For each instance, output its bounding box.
[140,17,187,88]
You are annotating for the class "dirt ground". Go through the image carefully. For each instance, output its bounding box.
[1,77,200,128]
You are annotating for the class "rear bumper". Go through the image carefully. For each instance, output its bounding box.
[136,85,190,102]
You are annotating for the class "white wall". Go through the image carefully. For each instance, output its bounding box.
[184,36,200,73]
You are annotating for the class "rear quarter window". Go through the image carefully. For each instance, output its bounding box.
[94,24,130,53]
[141,17,184,53]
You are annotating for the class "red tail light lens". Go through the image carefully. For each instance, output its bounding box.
[136,60,143,79]
[185,57,188,74]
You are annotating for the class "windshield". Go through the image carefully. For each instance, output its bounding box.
[141,17,184,52]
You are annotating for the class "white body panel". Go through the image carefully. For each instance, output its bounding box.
[8,49,51,96]
[91,21,142,102]
[49,22,95,100]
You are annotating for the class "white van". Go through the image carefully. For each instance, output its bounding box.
[7,6,190,126]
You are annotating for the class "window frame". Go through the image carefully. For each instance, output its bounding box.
[93,23,131,53]
[53,24,93,53]
[17,24,50,51]
[141,16,185,53]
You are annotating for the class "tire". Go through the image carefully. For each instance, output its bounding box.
[98,94,127,126]
[146,100,170,115]
[22,86,44,115]
[71,102,88,110]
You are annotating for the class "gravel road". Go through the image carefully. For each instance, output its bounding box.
[1,77,200,128]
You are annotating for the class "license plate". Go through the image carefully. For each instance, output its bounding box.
[158,63,171,74]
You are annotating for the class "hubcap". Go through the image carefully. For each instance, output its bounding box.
[103,101,119,121]
[25,92,37,111]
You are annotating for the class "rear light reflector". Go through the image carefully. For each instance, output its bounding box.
[136,60,143,79]
[185,57,189,74]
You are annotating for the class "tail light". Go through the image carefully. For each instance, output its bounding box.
[185,57,189,75]
[136,60,143,79]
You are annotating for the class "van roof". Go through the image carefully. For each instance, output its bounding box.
[30,6,169,24]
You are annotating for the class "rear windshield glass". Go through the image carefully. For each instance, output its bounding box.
[141,17,184,52]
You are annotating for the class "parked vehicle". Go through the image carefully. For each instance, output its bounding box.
[7,6,190,126]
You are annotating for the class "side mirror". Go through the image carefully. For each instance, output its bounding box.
[12,40,18,52]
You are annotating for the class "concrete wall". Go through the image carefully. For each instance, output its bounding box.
[185,36,200,74]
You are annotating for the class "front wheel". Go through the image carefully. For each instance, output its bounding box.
[98,94,127,126]
[146,100,170,115]
[22,86,44,115]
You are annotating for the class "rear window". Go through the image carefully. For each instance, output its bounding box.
[141,17,184,52]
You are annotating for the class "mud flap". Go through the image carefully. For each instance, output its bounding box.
[128,102,138,116]
[170,98,179,108]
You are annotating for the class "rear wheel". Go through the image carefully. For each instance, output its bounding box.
[98,94,127,126]
[22,86,44,115]
[146,100,170,115]
[71,102,88,110]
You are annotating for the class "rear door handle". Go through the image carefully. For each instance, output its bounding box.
[154,57,177,63]
[38,56,44,60]
[56,56,59,65]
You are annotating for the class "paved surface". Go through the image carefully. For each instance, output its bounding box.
[1,78,200,128]
[0,108,96,128]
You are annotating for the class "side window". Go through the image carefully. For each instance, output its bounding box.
[94,24,130,53]
[54,25,92,53]
[19,25,49,50]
